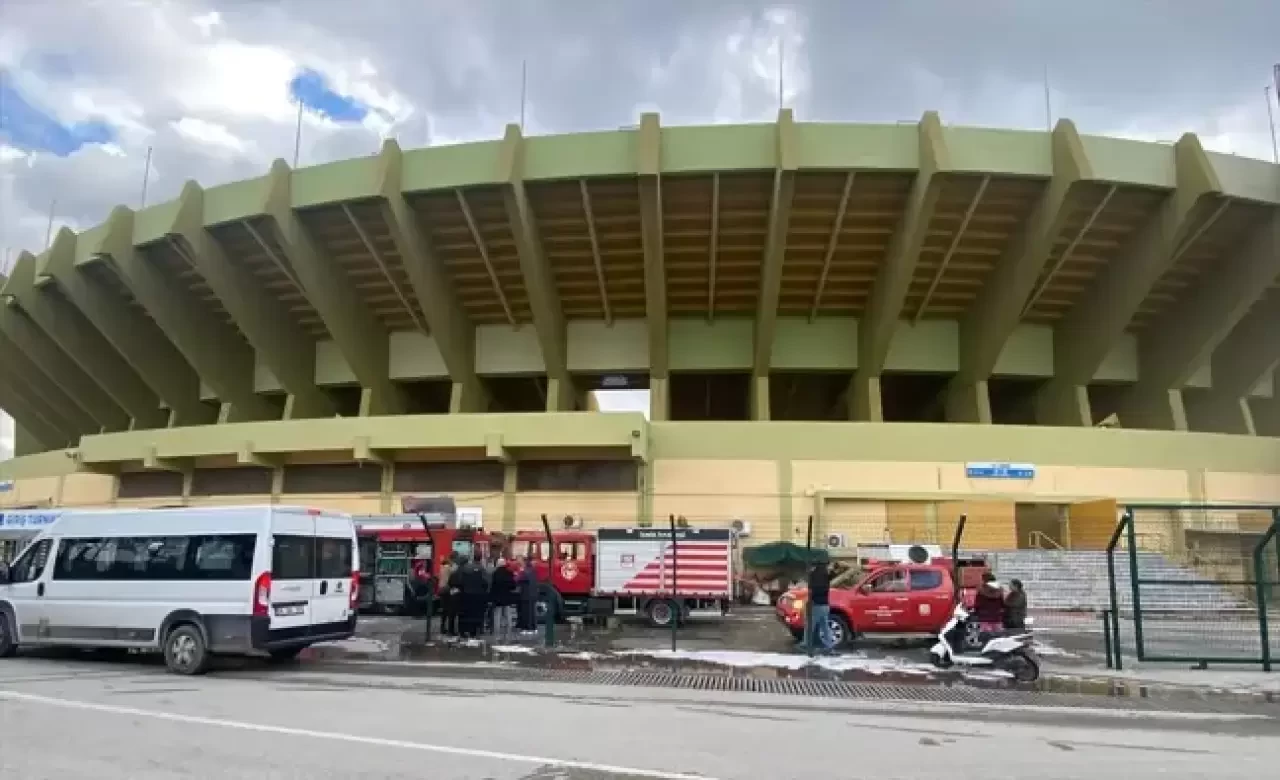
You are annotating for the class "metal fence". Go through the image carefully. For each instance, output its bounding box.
[1105,505,1279,671]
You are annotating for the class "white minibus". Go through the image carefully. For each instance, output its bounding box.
[0,505,359,675]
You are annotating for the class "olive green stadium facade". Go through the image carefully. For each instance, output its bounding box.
[1,110,1278,544]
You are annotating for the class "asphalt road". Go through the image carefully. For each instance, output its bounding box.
[1,654,1277,779]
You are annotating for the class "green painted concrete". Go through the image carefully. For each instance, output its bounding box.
[2,414,1277,482]
[2,116,1280,460]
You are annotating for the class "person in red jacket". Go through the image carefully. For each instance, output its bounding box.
[972,572,1006,634]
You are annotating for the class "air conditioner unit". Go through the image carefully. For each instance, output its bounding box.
[826,533,848,549]
[730,519,752,538]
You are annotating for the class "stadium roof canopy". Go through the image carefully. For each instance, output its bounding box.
[1,110,1278,453]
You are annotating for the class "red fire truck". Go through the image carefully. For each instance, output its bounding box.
[354,507,493,614]
[508,526,736,627]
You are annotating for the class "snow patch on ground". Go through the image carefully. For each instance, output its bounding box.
[490,644,538,655]
[312,637,390,654]
[613,648,943,676]
[1032,641,1078,659]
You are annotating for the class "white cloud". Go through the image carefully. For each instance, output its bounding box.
[171,117,253,157]
[0,0,1277,451]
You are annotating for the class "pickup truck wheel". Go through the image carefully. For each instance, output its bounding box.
[828,613,854,649]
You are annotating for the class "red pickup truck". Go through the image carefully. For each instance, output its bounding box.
[775,558,988,648]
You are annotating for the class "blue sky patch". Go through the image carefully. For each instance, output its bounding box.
[0,74,115,156]
[289,68,368,123]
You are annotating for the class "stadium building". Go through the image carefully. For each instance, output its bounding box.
[1,110,1278,555]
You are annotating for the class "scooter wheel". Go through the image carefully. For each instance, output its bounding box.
[1005,651,1040,683]
[929,651,952,669]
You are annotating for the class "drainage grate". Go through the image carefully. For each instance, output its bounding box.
[314,660,1276,715]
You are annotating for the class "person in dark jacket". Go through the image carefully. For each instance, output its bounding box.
[1003,578,1028,631]
[800,561,834,653]
[441,554,463,636]
[489,559,519,639]
[457,551,490,639]
[972,572,1005,630]
[517,556,539,631]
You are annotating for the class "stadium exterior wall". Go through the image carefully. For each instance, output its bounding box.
[2,416,1277,550]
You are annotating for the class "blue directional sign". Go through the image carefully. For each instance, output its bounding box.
[965,462,1036,480]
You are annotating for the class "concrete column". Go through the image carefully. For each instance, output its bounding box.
[750,375,770,421]
[944,379,992,424]
[1036,382,1093,427]
[502,461,518,534]
[849,374,883,422]
[1120,389,1189,432]
[649,376,670,422]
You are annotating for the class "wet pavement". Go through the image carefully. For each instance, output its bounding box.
[299,608,1280,707]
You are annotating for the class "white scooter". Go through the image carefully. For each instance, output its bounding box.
[929,604,1040,682]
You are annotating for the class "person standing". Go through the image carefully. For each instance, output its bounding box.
[517,555,539,632]
[801,561,834,653]
[441,554,462,637]
[973,572,1006,635]
[1003,578,1028,632]
[490,558,518,640]
[457,551,489,639]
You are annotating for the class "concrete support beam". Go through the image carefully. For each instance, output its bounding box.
[168,182,334,419]
[0,280,129,432]
[0,372,72,449]
[1186,301,1280,434]
[98,207,275,423]
[235,442,281,469]
[376,140,487,413]
[946,119,1092,423]
[638,114,669,404]
[752,109,799,396]
[262,160,406,416]
[4,252,165,429]
[0,328,97,436]
[499,124,571,409]
[484,433,512,464]
[1254,396,1280,437]
[1037,133,1224,426]
[42,228,212,426]
[850,111,949,419]
[353,436,389,465]
[1115,211,1280,431]
[142,446,187,473]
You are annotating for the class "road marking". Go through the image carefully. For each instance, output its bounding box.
[0,688,716,780]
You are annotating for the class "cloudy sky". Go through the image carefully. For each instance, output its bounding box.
[2,0,1279,457]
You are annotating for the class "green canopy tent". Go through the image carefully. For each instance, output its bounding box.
[742,541,829,571]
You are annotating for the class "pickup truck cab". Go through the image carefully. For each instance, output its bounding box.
[776,559,983,648]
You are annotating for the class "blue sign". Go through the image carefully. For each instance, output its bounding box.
[965,462,1036,480]
[0,481,12,493]
[0,510,61,530]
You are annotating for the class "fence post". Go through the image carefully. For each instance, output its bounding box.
[1105,509,1130,671]
[1123,508,1146,661]
[1100,609,1114,669]
[1253,510,1279,672]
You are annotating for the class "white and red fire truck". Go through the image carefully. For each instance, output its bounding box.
[509,526,736,627]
